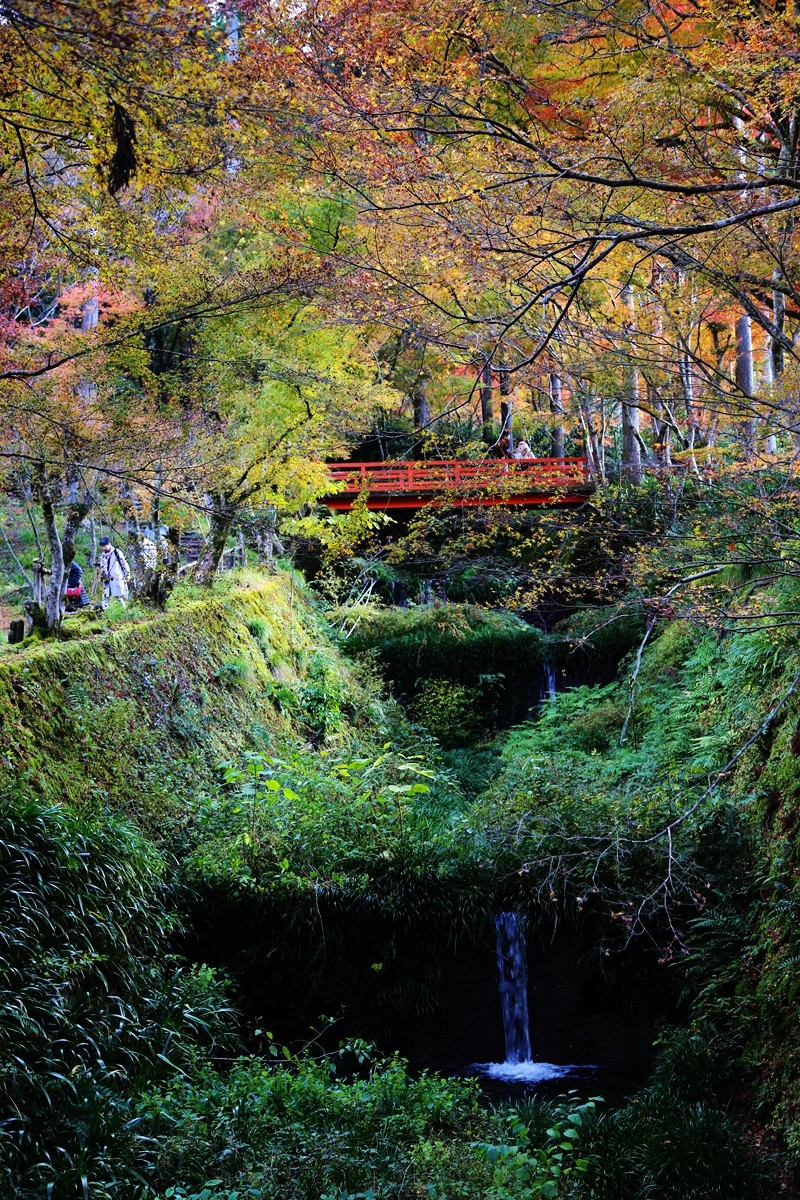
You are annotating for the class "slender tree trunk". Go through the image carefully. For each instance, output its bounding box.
[195,493,236,583]
[735,313,757,461]
[769,274,799,455]
[648,267,672,470]
[548,370,565,459]
[120,481,148,594]
[577,390,605,484]
[621,285,643,484]
[88,515,98,568]
[253,506,285,564]
[480,357,494,444]
[679,353,701,474]
[411,369,430,434]
[151,464,162,534]
[762,340,778,455]
[773,114,799,452]
[226,6,239,60]
[499,361,513,452]
[35,467,92,631]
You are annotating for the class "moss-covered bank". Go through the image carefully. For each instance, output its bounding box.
[0,572,382,820]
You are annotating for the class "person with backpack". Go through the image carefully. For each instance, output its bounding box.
[99,537,131,607]
[64,560,90,612]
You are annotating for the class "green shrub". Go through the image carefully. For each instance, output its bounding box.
[246,617,273,657]
[136,1056,598,1200]
[215,657,254,688]
[136,1052,489,1198]
[300,652,346,742]
[246,617,270,640]
[0,794,236,1199]
[474,1094,598,1200]
[583,1089,771,1200]
[410,678,484,746]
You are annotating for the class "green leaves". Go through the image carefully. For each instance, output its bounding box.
[0,794,236,1198]
[136,1052,508,1199]
[191,741,463,902]
[474,1095,599,1200]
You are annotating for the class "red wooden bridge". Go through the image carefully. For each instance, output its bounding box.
[322,457,593,511]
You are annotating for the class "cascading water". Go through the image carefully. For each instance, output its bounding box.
[495,912,532,1064]
[544,660,557,702]
[472,912,577,1083]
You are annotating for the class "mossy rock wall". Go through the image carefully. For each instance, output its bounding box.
[0,575,349,820]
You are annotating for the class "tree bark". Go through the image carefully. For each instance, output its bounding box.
[499,360,513,452]
[621,285,643,484]
[120,480,148,593]
[648,264,671,469]
[34,466,92,631]
[679,353,700,473]
[549,369,565,458]
[411,368,430,433]
[195,493,236,583]
[577,389,605,484]
[762,337,778,455]
[480,357,494,444]
[735,313,757,461]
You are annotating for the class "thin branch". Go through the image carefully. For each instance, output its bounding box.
[620,567,727,745]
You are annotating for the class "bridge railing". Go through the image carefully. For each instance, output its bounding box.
[325,457,590,494]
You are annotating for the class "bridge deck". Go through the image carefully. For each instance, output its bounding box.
[323,457,593,510]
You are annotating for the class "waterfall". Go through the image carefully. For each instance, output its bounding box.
[544,660,557,701]
[495,912,532,1064]
[470,911,579,1082]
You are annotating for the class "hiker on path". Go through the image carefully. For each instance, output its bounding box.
[64,561,90,612]
[99,538,131,607]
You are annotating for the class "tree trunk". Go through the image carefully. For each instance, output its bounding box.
[411,369,430,433]
[762,339,778,455]
[549,370,565,458]
[195,494,236,583]
[621,285,643,484]
[648,264,671,469]
[120,481,148,594]
[480,357,494,444]
[150,527,181,608]
[769,275,798,454]
[499,361,513,452]
[735,313,757,461]
[88,515,98,569]
[679,353,700,473]
[35,467,92,632]
[577,390,605,484]
[252,506,285,563]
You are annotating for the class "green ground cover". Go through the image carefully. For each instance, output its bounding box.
[1,569,797,1196]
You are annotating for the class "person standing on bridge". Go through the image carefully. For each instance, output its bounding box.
[512,439,534,460]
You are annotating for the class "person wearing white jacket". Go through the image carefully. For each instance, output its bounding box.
[99,537,131,607]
